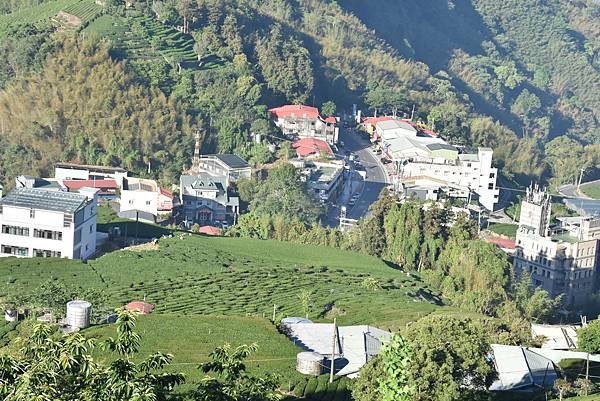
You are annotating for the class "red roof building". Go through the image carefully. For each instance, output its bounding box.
[269,105,320,120]
[62,179,118,195]
[293,138,333,158]
[485,236,516,253]
[324,116,337,124]
[125,300,155,315]
[198,225,222,236]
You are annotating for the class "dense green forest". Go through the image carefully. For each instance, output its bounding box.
[0,0,598,187]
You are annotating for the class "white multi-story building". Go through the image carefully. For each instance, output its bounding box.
[269,105,339,145]
[377,120,499,210]
[0,188,97,260]
[514,186,600,307]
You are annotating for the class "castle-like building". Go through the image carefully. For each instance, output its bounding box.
[513,185,600,307]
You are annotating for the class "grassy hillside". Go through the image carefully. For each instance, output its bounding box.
[0,235,446,331]
[84,314,303,390]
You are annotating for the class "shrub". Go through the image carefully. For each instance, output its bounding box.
[304,377,318,397]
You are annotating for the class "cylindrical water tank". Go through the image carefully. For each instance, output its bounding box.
[66,300,92,329]
[296,352,324,376]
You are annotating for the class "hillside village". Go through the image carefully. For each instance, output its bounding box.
[1,0,600,400]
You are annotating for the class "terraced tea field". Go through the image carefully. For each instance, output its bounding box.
[0,235,446,330]
[94,15,197,66]
[61,0,103,23]
[0,0,81,38]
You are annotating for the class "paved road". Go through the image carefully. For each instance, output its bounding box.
[558,182,600,216]
[343,129,387,220]
[322,128,388,227]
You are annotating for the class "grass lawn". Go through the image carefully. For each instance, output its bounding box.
[551,396,600,401]
[581,182,600,200]
[84,314,303,391]
[0,235,447,331]
[488,223,518,238]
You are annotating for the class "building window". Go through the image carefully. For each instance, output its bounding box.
[29,209,35,218]
[129,199,134,205]
[33,229,62,241]
[1,245,28,256]
[89,225,93,233]
[145,200,151,206]
[489,173,495,179]
[33,249,61,258]
[488,183,494,190]
[64,214,73,228]
[2,225,29,236]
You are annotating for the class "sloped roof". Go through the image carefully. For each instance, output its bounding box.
[283,322,391,377]
[362,116,397,126]
[376,119,417,133]
[198,226,221,236]
[269,105,320,120]
[0,187,89,213]
[126,301,155,315]
[531,324,579,349]
[293,138,333,157]
[180,173,226,191]
[490,344,557,391]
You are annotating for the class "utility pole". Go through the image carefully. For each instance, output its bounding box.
[329,318,337,384]
[272,304,277,323]
[410,104,416,121]
[577,168,585,192]
[586,352,590,382]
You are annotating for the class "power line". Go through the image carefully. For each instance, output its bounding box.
[495,186,600,202]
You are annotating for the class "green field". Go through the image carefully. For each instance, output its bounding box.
[581,182,600,200]
[0,235,445,331]
[488,223,518,238]
[97,15,197,66]
[85,314,353,399]
[0,0,81,38]
[84,314,303,390]
[61,0,103,24]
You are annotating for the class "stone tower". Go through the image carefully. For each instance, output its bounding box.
[518,184,552,237]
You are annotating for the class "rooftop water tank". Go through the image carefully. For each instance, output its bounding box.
[66,300,92,329]
[296,352,324,376]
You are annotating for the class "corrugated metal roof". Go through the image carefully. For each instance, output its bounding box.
[490,344,557,391]
[0,188,88,214]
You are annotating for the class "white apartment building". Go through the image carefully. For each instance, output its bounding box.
[377,120,499,210]
[0,188,97,260]
[514,186,600,307]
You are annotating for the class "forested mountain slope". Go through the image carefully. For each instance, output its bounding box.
[341,0,600,141]
[0,0,598,187]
